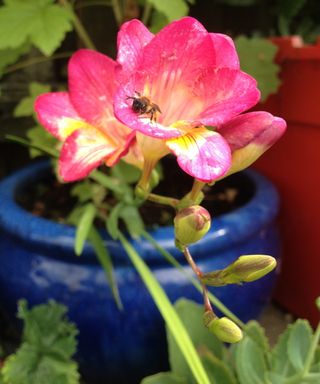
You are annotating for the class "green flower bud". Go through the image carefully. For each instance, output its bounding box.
[174,205,211,250]
[201,254,277,286]
[229,255,277,283]
[203,311,243,343]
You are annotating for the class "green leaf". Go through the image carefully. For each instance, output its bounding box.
[235,36,281,102]
[0,0,73,56]
[287,320,313,372]
[2,300,79,384]
[111,161,141,184]
[14,82,51,117]
[26,126,58,158]
[70,181,92,204]
[270,325,296,378]
[202,352,237,384]
[75,203,96,256]
[106,202,124,240]
[147,0,188,22]
[245,320,270,353]
[141,372,187,384]
[234,331,268,384]
[120,205,144,238]
[90,170,124,195]
[149,10,169,33]
[0,44,29,77]
[88,227,123,310]
[118,233,211,384]
[168,299,224,378]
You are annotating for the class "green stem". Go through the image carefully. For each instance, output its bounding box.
[147,193,179,208]
[5,135,59,158]
[75,0,112,10]
[111,0,123,25]
[4,52,73,75]
[142,1,153,25]
[189,179,206,202]
[142,231,245,329]
[59,0,97,50]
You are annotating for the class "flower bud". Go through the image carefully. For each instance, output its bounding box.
[228,255,277,283]
[174,205,211,250]
[203,311,243,343]
[201,254,276,286]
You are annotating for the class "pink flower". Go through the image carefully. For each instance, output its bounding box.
[114,18,286,182]
[35,50,141,182]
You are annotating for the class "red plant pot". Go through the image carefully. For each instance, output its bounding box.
[254,36,320,326]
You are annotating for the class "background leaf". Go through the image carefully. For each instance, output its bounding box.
[0,0,73,56]
[287,320,313,372]
[141,372,187,384]
[75,203,96,256]
[235,36,281,102]
[168,299,224,380]
[1,300,79,384]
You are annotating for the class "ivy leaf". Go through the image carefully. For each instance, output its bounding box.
[235,36,281,102]
[147,0,188,23]
[0,0,73,56]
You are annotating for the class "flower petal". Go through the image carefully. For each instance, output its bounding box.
[68,49,117,129]
[116,19,154,75]
[210,33,240,69]
[165,127,231,182]
[59,127,124,182]
[218,111,287,175]
[195,68,260,126]
[35,92,89,140]
[114,17,218,136]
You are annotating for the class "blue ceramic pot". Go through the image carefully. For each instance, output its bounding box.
[0,160,280,384]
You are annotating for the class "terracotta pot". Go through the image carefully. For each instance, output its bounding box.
[254,36,320,326]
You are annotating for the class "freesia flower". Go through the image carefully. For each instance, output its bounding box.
[114,18,286,183]
[35,50,142,182]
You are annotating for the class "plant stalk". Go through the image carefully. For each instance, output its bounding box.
[59,0,97,50]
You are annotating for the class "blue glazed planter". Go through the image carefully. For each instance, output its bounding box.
[0,160,281,384]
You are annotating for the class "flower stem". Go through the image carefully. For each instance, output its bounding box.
[142,231,245,328]
[59,0,97,50]
[189,179,206,202]
[111,0,123,25]
[142,2,153,25]
[147,193,179,208]
[183,247,203,279]
[4,52,73,75]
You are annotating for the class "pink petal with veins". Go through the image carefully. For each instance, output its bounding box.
[218,111,287,151]
[35,92,87,140]
[210,33,240,69]
[68,49,117,129]
[117,19,154,76]
[59,127,117,182]
[196,68,260,126]
[165,127,231,182]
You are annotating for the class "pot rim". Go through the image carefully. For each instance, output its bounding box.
[0,159,280,265]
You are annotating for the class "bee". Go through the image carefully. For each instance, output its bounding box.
[127,91,161,122]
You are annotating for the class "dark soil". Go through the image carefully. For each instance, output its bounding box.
[16,157,255,228]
